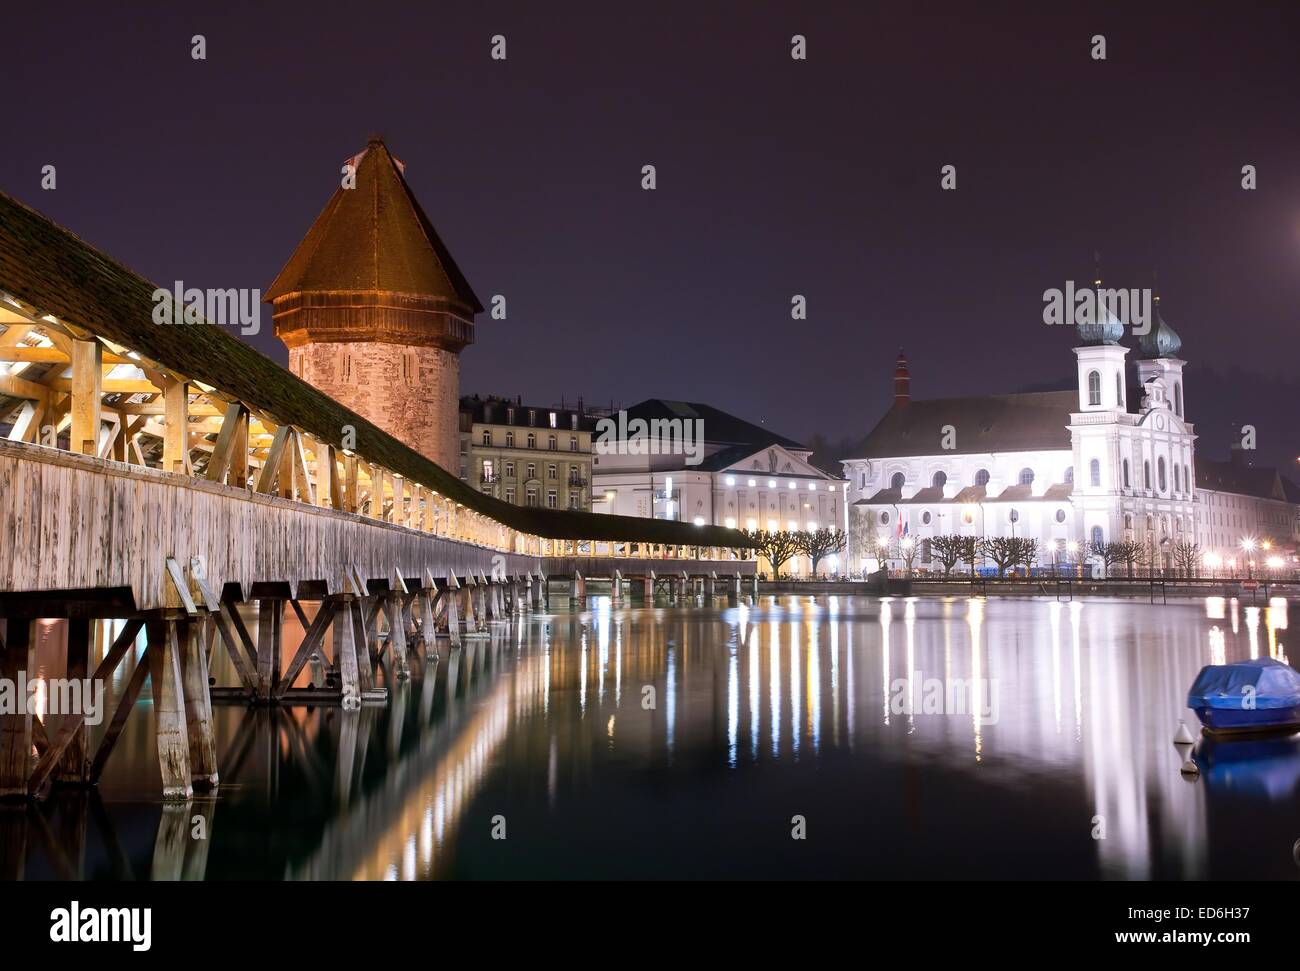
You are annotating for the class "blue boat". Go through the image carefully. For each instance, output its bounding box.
[1187,658,1300,736]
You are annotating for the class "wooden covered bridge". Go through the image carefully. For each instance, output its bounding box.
[0,189,756,802]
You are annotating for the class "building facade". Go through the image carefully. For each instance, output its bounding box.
[269,137,482,473]
[592,399,848,575]
[459,395,597,511]
[841,295,1275,574]
[1195,456,1300,570]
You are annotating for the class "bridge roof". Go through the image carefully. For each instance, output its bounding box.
[0,189,753,549]
[265,137,483,313]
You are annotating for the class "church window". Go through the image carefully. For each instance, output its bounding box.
[974,468,990,487]
[1087,370,1101,406]
[1124,514,1133,529]
[1055,509,1067,523]
[1174,382,1183,417]
[922,511,932,525]
[931,471,947,489]
[1064,466,1074,485]
[1174,464,1181,492]
[1185,465,1191,493]
[1115,372,1123,408]
[1122,459,1130,488]
[890,472,905,490]
[1090,525,1104,547]
[880,511,891,525]
[1089,459,1100,487]
[1158,457,1167,492]
[1144,461,1151,490]
[1018,468,1035,486]
[1009,509,1020,523]
[962,510,973,525]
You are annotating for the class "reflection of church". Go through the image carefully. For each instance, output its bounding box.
[843,290,1229,571]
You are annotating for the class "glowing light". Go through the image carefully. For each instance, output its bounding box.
[807,521,818,531]
[767,479,776,488]
[1205,552,1222,569]
[788,481,797,490]
[1267,556,1284,569]
[767,518,779,531]
[724,517,736,529]
[747,478,756,487]
[787,520,799,531]
[1241,537,1257,552]
[808,483,817,490]
[693,516,706,526]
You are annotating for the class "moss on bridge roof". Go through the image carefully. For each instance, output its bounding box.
[0,190,753,549]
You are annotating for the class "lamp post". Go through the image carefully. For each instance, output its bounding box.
[1241,537,1257,580]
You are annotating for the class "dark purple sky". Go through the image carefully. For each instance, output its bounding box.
[2,1,1297,469]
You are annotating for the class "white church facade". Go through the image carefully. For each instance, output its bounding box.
[842,295,1202,573]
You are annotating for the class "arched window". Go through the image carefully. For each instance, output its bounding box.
[1185,464,1191,494]
[1090,525,1104,547]
[1087,370,1101,406]
[1174,464,1181,493]
[1064,466,1074,484]
[974,468,990,487]
[1174,382,1183,417]
[931,470,947,489]
[1018,468,1035,486]
[1122,458,1130,488]
[1144,461,1151,490]
[1124,513,1133,530]
[1089,458,1100,487]
[1158,457,1167,493]
[1009,509,1020,523]
[1115,371,1123,408]
[890,472,905,490]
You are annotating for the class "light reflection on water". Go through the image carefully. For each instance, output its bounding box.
[5,595,1297,880]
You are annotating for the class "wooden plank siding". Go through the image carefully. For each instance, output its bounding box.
[0,439,544,612]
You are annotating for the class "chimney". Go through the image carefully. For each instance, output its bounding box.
[577,395,585,418]
[893,350,911,408]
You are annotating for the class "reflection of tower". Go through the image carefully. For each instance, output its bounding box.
[268,137,483,472]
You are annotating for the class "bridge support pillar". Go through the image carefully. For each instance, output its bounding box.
[708,571,719,598]
[642,572,655,602]
[677,571,689,602]
[178,618,219,790]
[530,574,543,609]
[460,577,477,635]
[570,570,585,605]
[146,619,193,801]
[730,573,742,603]
[612,570,622,603]
[382,595,410,681]
[750,575,759,600]
[0,620,35,800]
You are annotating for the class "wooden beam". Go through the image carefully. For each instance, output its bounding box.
[0,372,52,402]
[255,424,290,493]
[206,401,247,485]
[0,346,131,365]
[70,339,102,456]
[149,621,193,801]
[162,378,189,474]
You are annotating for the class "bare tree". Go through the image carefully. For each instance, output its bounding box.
[1172,540,1202,578]
[1113,540,1143,578]
[930,535,966,578]
[899,537,918,576]
[797,527,846,577]
[740,528,803,578]
[1088,540,1125,576]
[981,536,1037,576]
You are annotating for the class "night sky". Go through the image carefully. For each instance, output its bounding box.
[2,1,1297,470]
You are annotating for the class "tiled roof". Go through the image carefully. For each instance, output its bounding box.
[848,391,1076,459]
[266,137,483,313]
[1196,459,1290,503]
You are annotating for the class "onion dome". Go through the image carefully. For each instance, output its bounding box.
[1139,298,1182,358]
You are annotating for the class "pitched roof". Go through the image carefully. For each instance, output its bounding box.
[848,391,1076,459]
[265,137,483,313]
[0,189,750,548]
[624,399,807,452]
[1196,459,1291,503]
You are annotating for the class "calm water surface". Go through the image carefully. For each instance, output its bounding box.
[8,594,1297,880]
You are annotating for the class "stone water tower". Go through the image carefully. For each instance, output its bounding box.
[267,136,482,471]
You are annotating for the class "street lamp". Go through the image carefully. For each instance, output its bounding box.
[1241,537,1257,579]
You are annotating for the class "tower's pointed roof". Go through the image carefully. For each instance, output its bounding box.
[266,136,483,313]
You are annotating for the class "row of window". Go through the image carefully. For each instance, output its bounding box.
[878,458,1193,498]
[503,488,582,510]
[481,459,586,484]
[480,429,581,451]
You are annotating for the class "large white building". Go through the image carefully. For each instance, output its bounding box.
[592,399,848,574]
[842,294,1296,574]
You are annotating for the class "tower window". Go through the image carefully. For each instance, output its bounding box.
[890,472,905,490]
[1018,468,1035,486]
[339,350,355,385]
[1064,466,1074,485]
[931,470,947,489]
[1115,371,1123,408]
[1144,461,1151,490]
[402,349,419,386]
[1087,370,1101,406]
[1122,459,1130,488]
[974,468,990,487]
[1089,458,1100,487]
[1174,382,1183,417]
[1158,457,1167,493]
[1090,525,1103,547]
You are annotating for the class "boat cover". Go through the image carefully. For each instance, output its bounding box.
[1188,658,1300,711]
